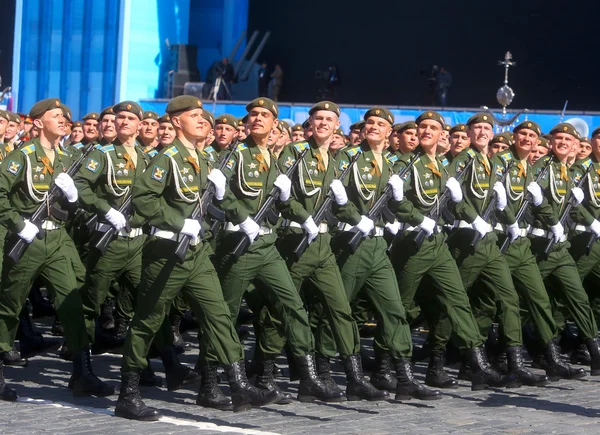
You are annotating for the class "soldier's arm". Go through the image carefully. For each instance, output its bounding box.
[448,154,479,223]
[0,151,27,233]
[491,154,517,225]
[569,163,596,226]
[277,146,311,224]
[219,152,250,225]
[391,163,428,226]
[73,149,111,215]
[332,151,361,225]
[531,157,559,226]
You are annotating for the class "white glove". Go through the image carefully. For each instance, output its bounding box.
[418,216,436,236]
[445,177,463,203]
[550,222,564,243]
[181,219,201,237]
[388,174,404,202]
[589,220,600,237]
[55,173,78,203]
[274,174,292,202]
[105,207,127,231]
[18,220,39,243]
[207,169,227,200]
[493,181,508,211]
[239,216,260,242]
[301,216,319,243]
[507,222,520,242]
[354,215,374,236]
[472,215,491,238]
[527,182,543,207]
[385,221,401,235]
[330,179,348,205]
[571,187,584,205]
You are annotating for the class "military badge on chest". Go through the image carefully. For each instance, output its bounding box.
[33,165,44,181]
[477,165,487,181]
[308,160,319,176]
[423,171,433,187]
[361,165,373,181]
[180,166,194,183]
[511,168,521,184]
[247,162,259,178]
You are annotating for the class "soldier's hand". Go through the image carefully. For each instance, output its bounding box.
[590,220,600,237]
[388,174,404,201]
[55,173,78,203]
[493,181,507,211]
[571,187,584,206]
[526,182,543,206]
[445,177,463,203]
[355,215,374,236]
[18,221,39,243]
[207,169,227,200]
[181,219,201,237]
[550,222,564,243]
[507,222,520,242]
[418,216,436,236]
[274,174,292,202]
[240,217,260,241]
[330,180,348,205]
[385,221,401,235]
[301,216,319,243]
[105,208,127,231]
[472,215,492,238]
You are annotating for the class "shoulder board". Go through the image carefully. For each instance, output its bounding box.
[236,143,248,152]
[146,149,158,158]
[164,146,179,157]
[346,146,362,157]
[384,152,398,164]
[99,145,114,153]
[204,146,215,154]
[581,158,593,170]
[20,144,36,155]
[94,144,102,150]
[440,157,449,167]
[466,149,477,158]
[499,153,512,163]
[73,143,83,149]
[293,141,309,152]
[56,148,65,155]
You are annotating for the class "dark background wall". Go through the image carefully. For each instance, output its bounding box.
[248,0,599,110]
[0,0,16,90]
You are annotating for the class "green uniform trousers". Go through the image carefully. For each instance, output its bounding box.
[529,236,598,340]
[446,230,522,347]
[0,228,88,353]
[122,237,243,370]
[333,234,412,359]
[0,226,6,279]
[570,233,600,327]
[214,233,314,358]
[390,231,483,351]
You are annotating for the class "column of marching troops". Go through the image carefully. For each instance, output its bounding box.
[1,96,600,421]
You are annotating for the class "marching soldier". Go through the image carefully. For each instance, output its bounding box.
[81,112,100,145]
[0,99,113,401]
[138,111,160,152]
[448,124,469,160]
[205,114,238,161]
[291,123,305,142]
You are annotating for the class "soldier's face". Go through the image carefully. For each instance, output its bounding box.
[83,119,99,141]
[450,131,470,156]
[38,108,66,138]
[5,121,18,140]
[116,111,141,139]
[158,122,175,146]
[389,131,401,150]
[437,130,450,153]
[330,134,346,151]
[248,108,276,137]
[400,129,419,152]
[311,110,340,143]
[489,141,509,156]
[514,128,538,156]
[468,122,493,152]
[364,116,392,144]
[0,117,7,137]
[349,129,361,145]
[291,130,305,142]
[278,130,290,146]
[215,124,236,148]
[237,125,247,141]
[71,126,84,143]
[140,119,159,141]
[591,136,600,159]
[418,119,442,153]
[100,115,117,140]
[268,127,282,146]
[550,132,574,161]
[172,108,206,140]
[578,141,592,160]
[528,144,549,165]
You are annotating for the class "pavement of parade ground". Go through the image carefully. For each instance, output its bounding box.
[3,319,600,435]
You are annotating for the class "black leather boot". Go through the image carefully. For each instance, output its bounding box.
[196,363,233,410]
[113,316,129,341]
[159,346,201,391]
[585,338,600,375]
[17,308,57,358]
[69,349,115,397]
[226,360,280,412]
[342,354,388,401]
[425,350,458,389]
[171,314,190,353]
[255,359,293,404]
[370,352,397,392]
[3,347,28,367]
[99,299,116,331]
[506,346,550,386]
[297,353,346,402]
[542,340,586,381]
[316,356,344,395]
[0,358,18,401]
[115,369,161,421]
[457,361,472,381]
[29,286,55,319]
[91,327,125,355]
[50,318,64,336]
[395,357,441,401]
[571,342,592,365]
[139,359,163,387]
[469,347,520,391]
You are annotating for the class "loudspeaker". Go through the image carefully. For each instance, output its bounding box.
[168,44,199,72]
[166,71,202,98]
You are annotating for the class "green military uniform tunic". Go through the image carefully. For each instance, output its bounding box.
[390,147,483,352]
[0,138,89,353]
[331,141,413,359]
[74,140,151,343]
[0,143,13,278]
[527,154,598,340]
[215,135,314,358]
[122,138,243,370]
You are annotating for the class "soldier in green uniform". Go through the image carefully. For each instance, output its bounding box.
[98,106,117,145]
[253,101,388,402]
[215,97,343,403]
[205,114,238,162]
[390,111,517,391]
[443,113,548,386]
[448,124,470,160]
[156,114,175,151]
[489,132,512,156]
[527,122,600,374]
[291,123,305,142]
[330,107,441,401]
[115,96,280,421]
[138,110,160,153]
[491,120,586,380]
[81,112,100,145]
[0,99,113,401]
[347,120,364,146]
